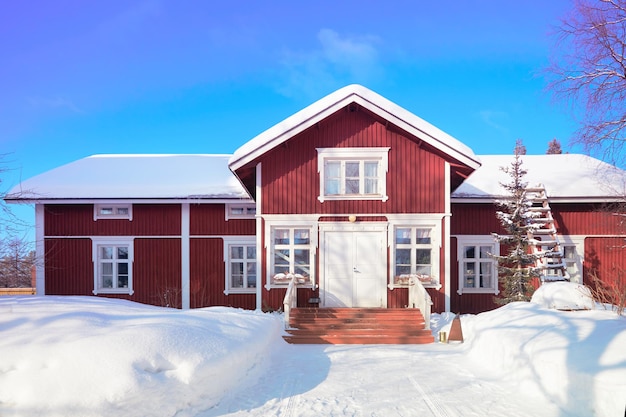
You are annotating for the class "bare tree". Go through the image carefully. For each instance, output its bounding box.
[547,138,563,154]
[0,238,35,288]
[1,156,36,288]
[547,0,626,165]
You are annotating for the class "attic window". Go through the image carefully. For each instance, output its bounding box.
[94,204,133,221]
[225,204,256,220]
[316,147,390,202]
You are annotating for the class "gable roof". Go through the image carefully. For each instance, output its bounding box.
[453,154,626,201]
[5,154,250,202]
[228,84,481,172]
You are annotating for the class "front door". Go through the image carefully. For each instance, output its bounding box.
[321,224,387,308]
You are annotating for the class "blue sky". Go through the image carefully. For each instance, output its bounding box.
[2,0,580,238]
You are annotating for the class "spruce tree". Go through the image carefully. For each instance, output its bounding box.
[546,138,563,154]
[492,149,539,304]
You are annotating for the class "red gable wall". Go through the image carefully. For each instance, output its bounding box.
[259,107,448,215]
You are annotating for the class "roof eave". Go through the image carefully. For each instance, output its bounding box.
[451,196,625,204]
[229,85,481,172]
[4,196,255,205]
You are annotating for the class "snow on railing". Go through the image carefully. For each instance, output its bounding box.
[282,274,298,329]
[408,277,433,330]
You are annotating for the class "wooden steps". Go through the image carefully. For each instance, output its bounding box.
[283,308,434,345]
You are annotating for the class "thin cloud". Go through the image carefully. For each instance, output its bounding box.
[277,29,383,99]
[27,97,85,114]
[478,110,509,133]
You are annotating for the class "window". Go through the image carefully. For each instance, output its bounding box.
[535,236,584,283]
[392,226,439,287]
[92,238,134,295]
[456,236,499,294]
[558,237,584,284]
[223,238,257,294]
[270,227,313,286]
[317,148,390,202]
[225,204,256,220]
[562,245,581,283]
[94,204,132,220]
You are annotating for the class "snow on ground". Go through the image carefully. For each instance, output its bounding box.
[1,285,625,417]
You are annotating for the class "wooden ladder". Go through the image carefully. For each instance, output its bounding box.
[525,184,570,282]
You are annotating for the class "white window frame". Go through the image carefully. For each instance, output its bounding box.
[558,236,585,284]
[456,236,499,295]
[94,204,133,221]
[316,147,390,202]
[92,237,134,295]
[223,237,257,295]
[225,203,256,221]
[264,218,317,289]
[388,220,441,290]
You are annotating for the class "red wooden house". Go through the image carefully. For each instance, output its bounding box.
[6,85,626,317]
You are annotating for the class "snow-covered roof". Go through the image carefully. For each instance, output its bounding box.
[453,154,626,201]
[229,84,481,172]
[5,154,250,201]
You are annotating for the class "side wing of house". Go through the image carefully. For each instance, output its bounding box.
[7,155,259,310]
[450,154,626,313]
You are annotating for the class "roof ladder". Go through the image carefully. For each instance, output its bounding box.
[526,184,570,283]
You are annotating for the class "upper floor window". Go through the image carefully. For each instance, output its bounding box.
[94,204,132,221]
[92,237,134,295]
[225,204,256,221]
[316,148,390,202]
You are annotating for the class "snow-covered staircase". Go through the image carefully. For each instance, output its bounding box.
[283,308,434,344]
[526,184,569,282]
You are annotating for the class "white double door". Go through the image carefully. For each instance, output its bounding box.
[321,224,387,308]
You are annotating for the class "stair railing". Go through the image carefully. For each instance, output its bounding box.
[282,274,298,329]
[408,277,433,330]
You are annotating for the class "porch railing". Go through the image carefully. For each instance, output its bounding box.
[282,274,298,329]
[408,278,433,330]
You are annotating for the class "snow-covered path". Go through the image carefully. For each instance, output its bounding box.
[203,343,560,417]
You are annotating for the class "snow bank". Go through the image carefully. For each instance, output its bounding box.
[0,296,283,417]
[531,281,595,310]
[462,302,626,417]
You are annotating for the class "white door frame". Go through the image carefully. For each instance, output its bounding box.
[319,222,388,308]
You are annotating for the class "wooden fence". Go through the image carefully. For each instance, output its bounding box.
[0,288,36,296]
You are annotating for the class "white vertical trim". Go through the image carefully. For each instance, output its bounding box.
[181,203,190,309]
[444,162,451,313]
[255,162,263,310]
[35,204,45,295]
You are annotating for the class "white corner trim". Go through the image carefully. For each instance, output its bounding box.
[35,204,45,295]
[255,162,263,309]
[444,162,451,312]
[181,203,190,309]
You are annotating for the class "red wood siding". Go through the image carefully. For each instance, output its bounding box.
[190,204,256,236]
[132,238,182,307]
[585,237,626,291]
[452,202,622,236]
[388,288,408,308]
[45,238,93,295]
[451,203,504,235]
[189,238,256,309]
[260,108,447,215]
[44,237,183,307]
[552,204,622,235]
[262,287,319,311]
[44,204,181,236]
